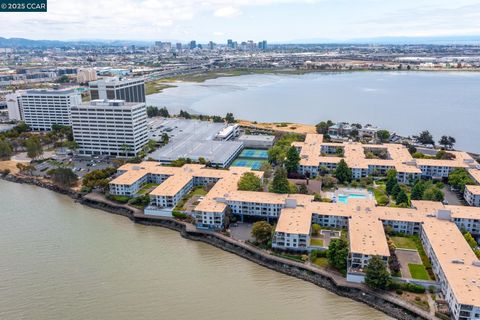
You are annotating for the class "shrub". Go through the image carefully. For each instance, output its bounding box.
[83,167,116,190]
[388,281,425,293]
[377,195,389,206]
[107,194,130,203]
[128,195,150,208]
[435,312,451,320]
[396,289,403,295]
[317,250,327,258]
[172,211,188,219]
[404,283,425,293]
[81,186,92,193]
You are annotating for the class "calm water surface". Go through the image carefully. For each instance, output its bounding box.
[147,71,480,152]
[0,180,390,320]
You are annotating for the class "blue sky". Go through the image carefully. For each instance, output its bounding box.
[1,0,480,42]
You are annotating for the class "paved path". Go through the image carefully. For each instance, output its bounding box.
[426,293,436,316]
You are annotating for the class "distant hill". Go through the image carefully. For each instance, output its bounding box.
[284,35,480,45]
[0,37,154,48]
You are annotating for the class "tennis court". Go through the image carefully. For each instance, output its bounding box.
[231,158,266,170]
[231,148,268,170]
[238,149,268,159]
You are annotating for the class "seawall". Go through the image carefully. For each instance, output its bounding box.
[2,174,435,320]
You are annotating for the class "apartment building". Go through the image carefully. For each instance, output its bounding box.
[272,207,311,251]
[89,77,146,103]
[111,161,480,320]
[150,175,194,208]
[327,122,353,137]
[464,185,480,207]
[71,99,148,157]
[17,89,81,131]
[295,134,475,183]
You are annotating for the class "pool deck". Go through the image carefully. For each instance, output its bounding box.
[332,188,374,203]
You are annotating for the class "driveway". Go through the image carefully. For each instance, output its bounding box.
[442,186,464,206]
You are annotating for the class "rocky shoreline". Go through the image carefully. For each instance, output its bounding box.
[1,174,435,320]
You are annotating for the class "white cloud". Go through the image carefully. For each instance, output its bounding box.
[0,0,478,41]
[213,6,242,17]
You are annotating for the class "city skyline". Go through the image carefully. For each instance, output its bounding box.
[1,0,480,42]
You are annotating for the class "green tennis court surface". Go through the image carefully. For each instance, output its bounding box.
[231,158,266,170]
[238,149,268,159]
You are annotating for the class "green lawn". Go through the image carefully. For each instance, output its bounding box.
[310,238,324,247]
[391,236,417,250]
[370,185,389,206]
[408,263,430,280]
[313,257,329,268]
[191,187,208,196]
[137,183,159,195]
[173,186,208,211]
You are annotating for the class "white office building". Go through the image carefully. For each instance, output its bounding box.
[71,99,148,157]
[5,91,23,121]
[16,89,82,131]
[89,77,146,103]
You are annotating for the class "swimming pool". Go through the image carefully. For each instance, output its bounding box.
[337,193,367,204]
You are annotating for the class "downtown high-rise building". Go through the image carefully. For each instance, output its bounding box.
[258,40,268,50]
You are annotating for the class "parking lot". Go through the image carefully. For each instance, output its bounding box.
[33,155,115,178]
[230,222,253,242]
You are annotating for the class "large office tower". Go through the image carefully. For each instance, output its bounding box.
[17,89,81,131]
[88,77,146,103]
[71,99,148,157]
[189,40,197,49]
